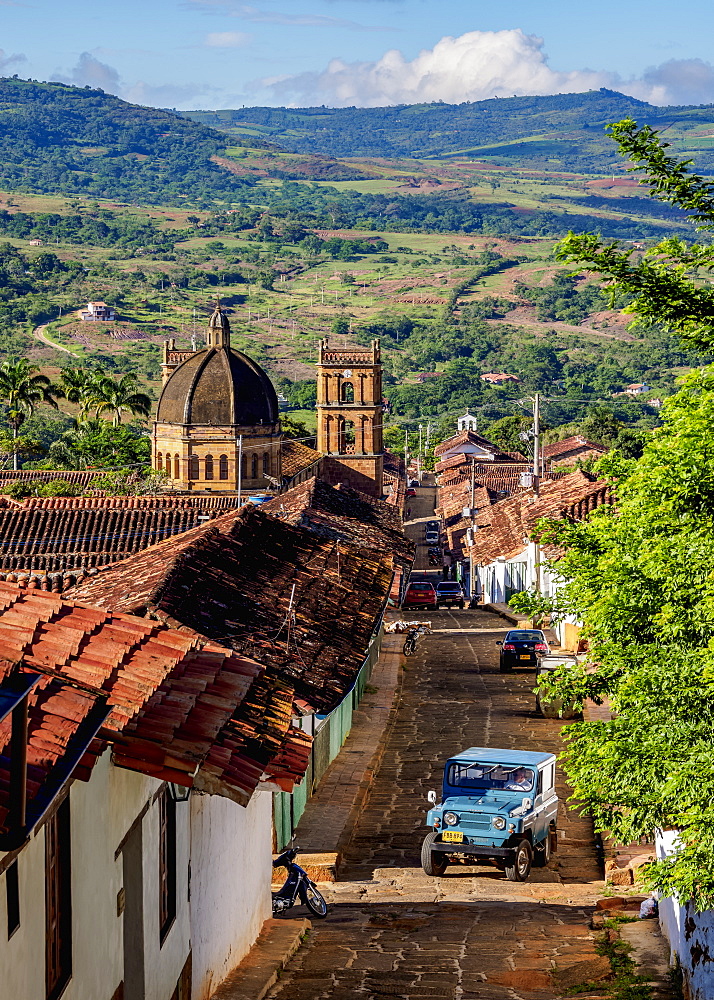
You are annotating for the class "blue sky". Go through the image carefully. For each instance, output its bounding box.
[3,0,714,109]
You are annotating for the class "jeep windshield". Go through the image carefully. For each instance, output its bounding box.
[447,762,535,792]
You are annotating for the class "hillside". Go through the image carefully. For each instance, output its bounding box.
[0,77,262,207]
[182,89,714,173]
[0,78,699,241]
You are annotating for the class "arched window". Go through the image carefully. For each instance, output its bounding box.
[341,381,354,403]
[251,454,258,479]
[263,452,270,474]
[205,454,214,480]
[189,455,199,480]
[219,454,228,480]
[241,454,247,479]
[157,453,163,471]
[174,454,180,479]
[341,418,355,452]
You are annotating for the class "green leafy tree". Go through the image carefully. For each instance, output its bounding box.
[59,367,103,422]
[0,358,61,469]
[89,373,152,426]
[539,120,714,910]
[46,420,151,469]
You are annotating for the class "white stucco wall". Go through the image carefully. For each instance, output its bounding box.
[189,789,273,1000]
[0,821,46,1000]
[656,830,714,1000]
[0,752,191,1000]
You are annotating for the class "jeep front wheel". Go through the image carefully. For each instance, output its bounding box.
[505,839,533,881]
[421,832,448,876]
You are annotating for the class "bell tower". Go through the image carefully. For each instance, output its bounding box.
[316,338,383,497]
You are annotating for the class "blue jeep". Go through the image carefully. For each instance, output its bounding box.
[422,747,558,881]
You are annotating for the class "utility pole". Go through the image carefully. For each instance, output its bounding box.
[418,424,423,480]
[532,392,540,497]
[237,434,243,506]
[470,457,477,603]
[404,429,409,477]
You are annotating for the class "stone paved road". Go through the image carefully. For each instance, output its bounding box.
[267,611,605,999]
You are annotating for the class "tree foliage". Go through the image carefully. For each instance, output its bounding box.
[540,120,714,910]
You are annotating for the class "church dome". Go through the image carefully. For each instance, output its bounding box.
[156,346,279,426]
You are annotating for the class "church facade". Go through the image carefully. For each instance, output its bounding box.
[152,305,384,498]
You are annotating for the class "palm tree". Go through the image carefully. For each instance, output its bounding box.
[0,359,62,469]
[90,373,152,427]
[59,368,103,422]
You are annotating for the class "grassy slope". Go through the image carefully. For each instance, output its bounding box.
[182,90,714,173]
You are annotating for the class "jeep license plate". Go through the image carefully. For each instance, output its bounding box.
[520,654,531,660]
[441,831,463,843]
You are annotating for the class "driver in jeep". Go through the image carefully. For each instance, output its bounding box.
[505,768,533,792]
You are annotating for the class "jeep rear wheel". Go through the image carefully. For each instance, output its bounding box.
[505,839,533,882]
[421,832,448,876]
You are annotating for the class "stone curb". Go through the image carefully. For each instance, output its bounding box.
[334,636,405,860]
[209,917,310,1000]
[484,601,528,627]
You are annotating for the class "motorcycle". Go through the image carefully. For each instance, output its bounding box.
[272,846,328,918]
[403,623,431,656]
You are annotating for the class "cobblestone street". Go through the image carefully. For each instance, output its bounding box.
[267,607,605,1000]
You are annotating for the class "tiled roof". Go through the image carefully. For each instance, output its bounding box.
[0,470,106,487]
[433,429,508,459]
[281,439,322,480]
[262,477,414,563]
[468,471,612,565]
[0,499,241,590]
[0,583,311,837]
[18,495,243,512]
[67,503,395,714]
[542,436,608,461]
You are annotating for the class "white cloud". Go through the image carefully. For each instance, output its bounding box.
[261,29,714,108]
[631,59,714,107]
[53,52,122,93]
[204,30,251,47]
[0,48,27,73]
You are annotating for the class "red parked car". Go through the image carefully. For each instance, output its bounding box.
[403,581,437,609]
[406,488,417,498]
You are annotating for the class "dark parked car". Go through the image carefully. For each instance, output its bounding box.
[403,581,437,609]
[409,479,420,488]
[426,520,440,532]
[497,630,549,671]
[436,582,465,609]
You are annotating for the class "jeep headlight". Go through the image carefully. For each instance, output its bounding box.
[443,811,459,826]
[492,816,506,830]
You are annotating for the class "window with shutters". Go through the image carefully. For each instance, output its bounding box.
[188,455,199,481]
[46,798,72,999]
[158,788,176,944]
[219,454,228,480]
[204,455,214,480]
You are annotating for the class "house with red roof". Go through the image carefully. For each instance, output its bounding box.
[467,471,612,647]
[0,479,410,1000]
[542,435,608,467]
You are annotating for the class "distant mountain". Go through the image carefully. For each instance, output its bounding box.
[0,77,265,206]
[182,90,714,172]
